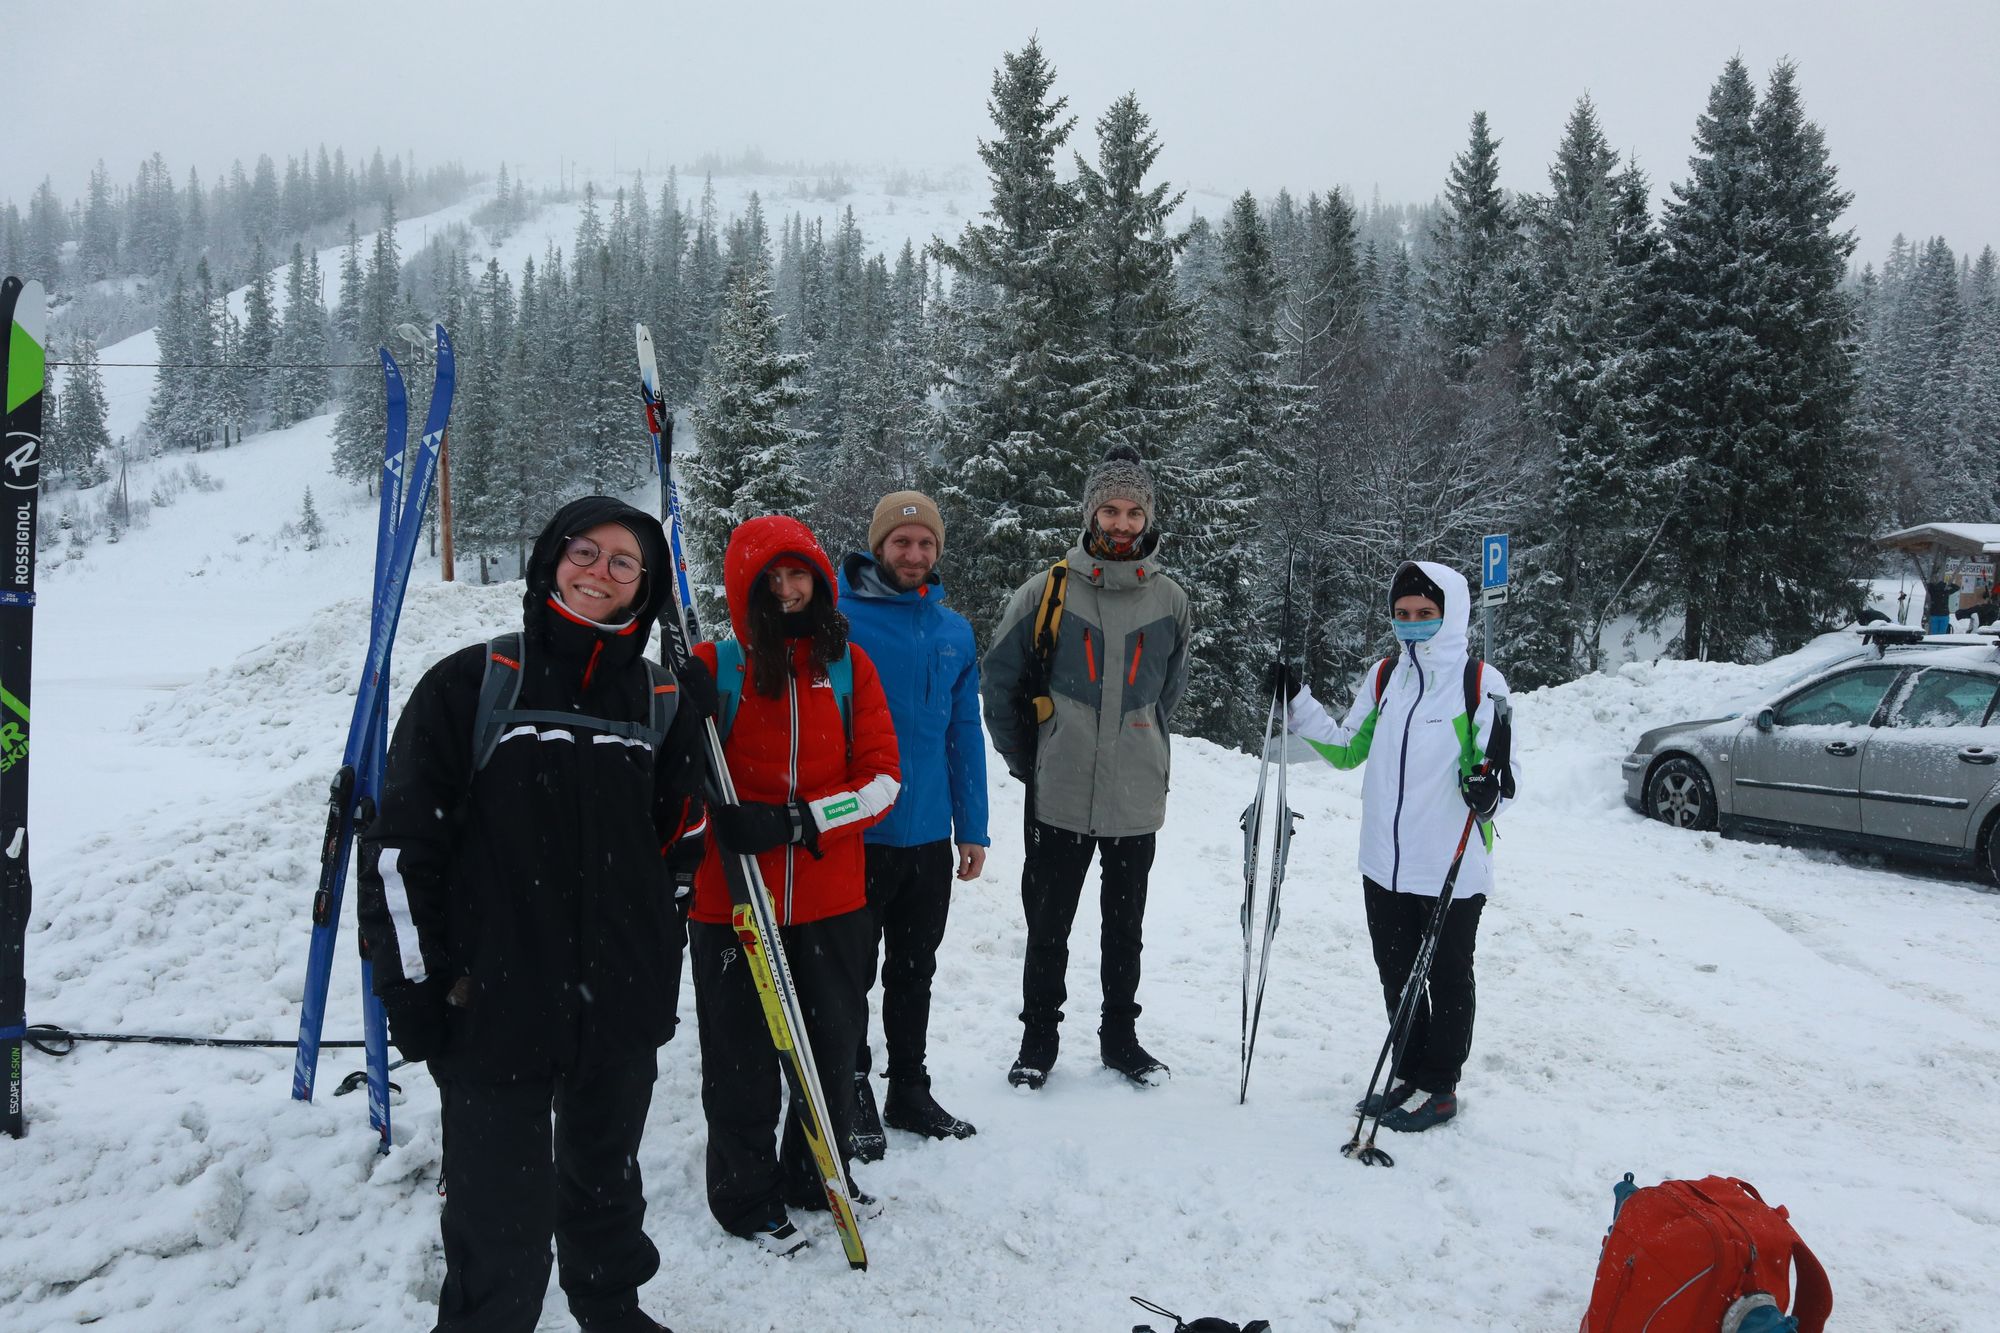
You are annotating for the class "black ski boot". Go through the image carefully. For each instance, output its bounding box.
[1355,1080,1419,1117]
[848,1072,886,1163]
[1100,1023,1169,1087]
[1008,1025,1059,1090]
[884,1076,977,1139]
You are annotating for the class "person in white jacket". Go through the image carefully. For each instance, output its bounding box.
[1269,559,1516,1132]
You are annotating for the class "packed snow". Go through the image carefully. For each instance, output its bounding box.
[5,412,1998,1332]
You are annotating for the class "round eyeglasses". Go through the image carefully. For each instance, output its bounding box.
[563,536,645,585]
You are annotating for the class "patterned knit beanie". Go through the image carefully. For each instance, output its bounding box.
[1082,445,1156,528]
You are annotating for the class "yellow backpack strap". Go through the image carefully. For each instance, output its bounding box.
[1029,560,1069,724]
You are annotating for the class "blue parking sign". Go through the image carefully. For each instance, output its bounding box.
[1482,534,1510,590]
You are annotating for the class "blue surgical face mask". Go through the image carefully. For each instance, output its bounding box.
[1393,617,1443,644]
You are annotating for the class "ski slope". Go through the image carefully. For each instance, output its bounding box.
[5,418,1998,1332]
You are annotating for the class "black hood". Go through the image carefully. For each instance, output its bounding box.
[524,496,674,629]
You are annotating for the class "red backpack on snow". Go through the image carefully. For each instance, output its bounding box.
[1580,1174,1832,1333]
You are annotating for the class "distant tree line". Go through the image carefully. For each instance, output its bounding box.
[48,43,1997,756]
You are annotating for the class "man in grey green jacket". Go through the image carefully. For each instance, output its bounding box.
[981,444,1192,1090]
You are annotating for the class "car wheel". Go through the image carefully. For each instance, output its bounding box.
[1646,756,1717,831]
[1981,814,2000,889]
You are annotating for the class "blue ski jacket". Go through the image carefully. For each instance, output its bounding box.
[838,553,990,849]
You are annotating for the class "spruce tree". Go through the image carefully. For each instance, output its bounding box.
[1642,58,1868,659]
[930,37,1094,636]
[241,237,277,415]
[299,485,324,550]
[688,260,812,627]
[1421,112,1518,373]
[1508,98,1661,683]
[331,206,404,484]
[272,244,332,425]
[58,337,112,486]
[1075,92,1203,461]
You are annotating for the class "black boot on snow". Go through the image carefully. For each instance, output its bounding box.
[1099,1024,1170,1087]
[1380,1088,1456,1133]
[1008,1026,1059,1090]
[1355,1080,1419,1117]
[884,1077,977,1139]
[849,1072,886,1162]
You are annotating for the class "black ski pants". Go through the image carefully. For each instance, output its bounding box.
[1019,813,1156,1035]
[856,839,955,1083]
[434,1052,660,1333]
[1363,877,1486,1093]
[690,908,872,1236]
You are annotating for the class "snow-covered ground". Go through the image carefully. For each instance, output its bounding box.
[5,415,1999,1332]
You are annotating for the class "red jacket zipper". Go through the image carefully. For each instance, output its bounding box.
[1127,631,1144,686]
[1085,629,1097,682]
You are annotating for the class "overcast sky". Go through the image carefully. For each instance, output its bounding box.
[10,0,1997,264]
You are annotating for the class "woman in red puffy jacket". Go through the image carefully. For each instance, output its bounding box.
[689,515,901,1255]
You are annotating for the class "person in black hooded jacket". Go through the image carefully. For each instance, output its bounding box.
[358,495,715,1333]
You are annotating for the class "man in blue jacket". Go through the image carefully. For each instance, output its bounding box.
[837,490,990,1157]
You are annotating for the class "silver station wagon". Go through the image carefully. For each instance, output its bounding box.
[1623,628,2000,882]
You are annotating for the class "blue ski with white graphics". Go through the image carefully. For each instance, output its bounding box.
[293,326,455,1150]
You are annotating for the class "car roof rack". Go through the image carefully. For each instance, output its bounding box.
[1851,625,2000,656]
[1856,625,1927,653]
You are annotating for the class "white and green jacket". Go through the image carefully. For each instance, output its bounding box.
[1285,560,1518,899]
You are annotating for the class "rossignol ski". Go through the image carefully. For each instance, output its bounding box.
[1239,553,1299,1103]
[634,325,700,646]
[293,327,456,1151]
[635,322,866,1270]
[1,277,46,1140]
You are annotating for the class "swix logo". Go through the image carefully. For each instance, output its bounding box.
[3,431,40,491]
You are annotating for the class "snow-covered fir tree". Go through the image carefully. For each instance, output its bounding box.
[687,257,812,627]
[1640,58,1869,660]
[931,37,1097,635]
[270,244,331,426]
[56,336,112,486]
[1421,112,1518,373]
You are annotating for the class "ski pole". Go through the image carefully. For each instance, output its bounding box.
[1344,692,1509,1166]
[1342,806,1478,1169]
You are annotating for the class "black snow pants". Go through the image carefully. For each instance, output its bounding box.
[434,1052,660,1333]
[1363,877,1486,1092]
[856,839,955,1082]
[1018,812,1157,1035]
[689,908,872,1235]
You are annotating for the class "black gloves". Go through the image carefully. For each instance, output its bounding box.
[1264,660,1302,703]
[378,977,449,1064]
[675,655,719,720]
[1460,768,1503,817]
[711,798,812,855]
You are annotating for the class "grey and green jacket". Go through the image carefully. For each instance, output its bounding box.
[981,543,1192,838]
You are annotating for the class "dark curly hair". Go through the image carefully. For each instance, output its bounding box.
[745,570,849,698]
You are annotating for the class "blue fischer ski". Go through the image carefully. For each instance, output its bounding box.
[293,326,456,1151]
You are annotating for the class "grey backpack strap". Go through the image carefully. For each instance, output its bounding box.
[644,659,679,747]
[472,633,527,775]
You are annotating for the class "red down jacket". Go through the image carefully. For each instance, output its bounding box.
[690,515,900,926]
